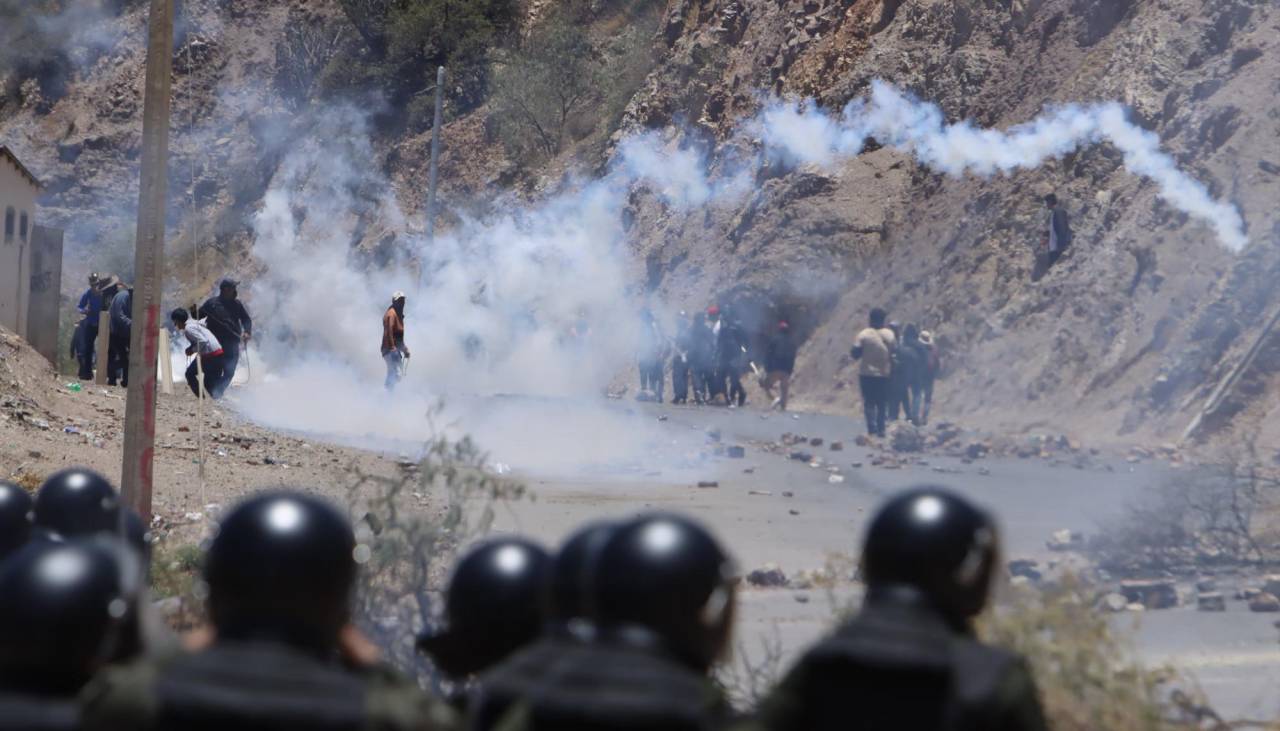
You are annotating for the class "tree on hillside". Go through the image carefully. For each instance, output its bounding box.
[490,8,602,161]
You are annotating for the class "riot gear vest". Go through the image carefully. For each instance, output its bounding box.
[0,693,80,731]
[757,588,1046,731]
[153,642,367,730]
[494,632,729,731]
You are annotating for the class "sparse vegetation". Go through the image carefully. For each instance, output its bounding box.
[345,423,526,686]
[1089,459,1280,576]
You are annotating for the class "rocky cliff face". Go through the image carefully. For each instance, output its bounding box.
[3,0,1277,456]
[620,0,1279,455]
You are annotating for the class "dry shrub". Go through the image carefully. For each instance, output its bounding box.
[982,577,1188,730]
[345,429,526,690]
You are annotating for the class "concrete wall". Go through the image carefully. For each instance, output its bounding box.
[0,155,38,339]
[26,225,63,365]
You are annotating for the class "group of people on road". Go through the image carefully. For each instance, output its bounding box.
[0,467,1045,730]
[641,305,798,411]
[851,307,941,437]
[73,273,132,387]
[73,274,252,401]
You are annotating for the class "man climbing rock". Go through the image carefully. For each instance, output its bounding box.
[382,292,410,390]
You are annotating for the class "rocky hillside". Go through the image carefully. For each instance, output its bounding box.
[2,0,1278,458]
[621,0,1279,456]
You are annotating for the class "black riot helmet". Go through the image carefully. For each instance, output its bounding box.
[0,481,34,561]
[33,468,120,538]
[417,537,552,678]
[0,541,125,694]
[592,512,738,673]
[547,521,617,625]
[204,491,357,652]
[862,486,1000,626]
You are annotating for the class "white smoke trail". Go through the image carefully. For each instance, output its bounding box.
[757,80,1248,251]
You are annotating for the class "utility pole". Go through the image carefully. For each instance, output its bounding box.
[121,0,174,522]
[425,65,445,243]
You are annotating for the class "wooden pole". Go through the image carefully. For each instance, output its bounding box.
[121,0,174,522]
[425,65,445,243]
[94,311,110,385]
[157,328,173,395]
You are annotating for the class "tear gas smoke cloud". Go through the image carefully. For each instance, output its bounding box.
[234,80,1247,474]
[757,80,1248,251]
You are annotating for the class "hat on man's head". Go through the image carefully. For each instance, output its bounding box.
[392,291,406,302]
[919,330,934,345]
[219,278,239,290]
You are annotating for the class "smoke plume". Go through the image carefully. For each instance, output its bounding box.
[232,80,1248,473]
[757,80,1248,251]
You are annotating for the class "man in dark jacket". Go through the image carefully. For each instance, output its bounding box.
[760,320,797,411]
[671,312,693,405]
[197,278,252,397]
[751,487,1047,731]
[688,313,715,405]
[717,313,749,408]
[107,284,132,387]
[1036,193,1072,279]
[74,274,109,381]
[900,324,930,425]
[637,309,667,403]
[887,322,919,423]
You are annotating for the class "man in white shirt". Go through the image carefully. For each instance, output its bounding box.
[850,307,895,437]
[171,308,228,399]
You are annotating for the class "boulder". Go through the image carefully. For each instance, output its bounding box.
[746,563,789,588]
[1248,592,1280,613]
[888,423,924,452]
[1262,575,1280,598]
[1197,592,1226,612]
[1119,579,1178,610]
[1008,559,1042,581]
[726,445,746,459]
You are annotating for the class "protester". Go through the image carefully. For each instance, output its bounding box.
[492,513,736,730]
[382,292,410,391]
[851,308,895,437]
[752,486,1047,730]
[918,330,941,425]
[1036,193,1073,279]
[107,283,133,388]
[637,308,667,403]
[705,305,727,403]
[895,324,929,424]
[75,275,117,382]
[416,537,551,707]
[82,491,456,730]
[761,320,797,411]
[171,308,227,399]
[0,540,126,731]
[197,278,252,395]
[887,321,917,422]
[717,311,749,408]
[688,312,716,405]
[671,311,692,405]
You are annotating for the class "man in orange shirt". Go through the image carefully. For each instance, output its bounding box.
[382,292,410,390]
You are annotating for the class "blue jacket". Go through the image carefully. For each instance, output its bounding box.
[78,288,103,320]
[109,290,132,338]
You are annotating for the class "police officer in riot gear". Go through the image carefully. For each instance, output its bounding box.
[753,486,1047,731]
[494,513,736,730]
[469,522,617,730]
[417,537,552,689]
[0,540,127,730]
[0,481,34,562]
[33,468,120,538]
[82,490,456,731]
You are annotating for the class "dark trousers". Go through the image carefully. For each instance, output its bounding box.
[860,375,889,437]
[77,323,98,380]
[726,369,745,406]
[107,334,130,386]
[693,366,714,403]
[185,354,226,399]
[888,378,911,422]
[908,384,924,425]
[672,357,689,403]
[639,359,664,401]
[920,378,934,425]
[209,345,240,398]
